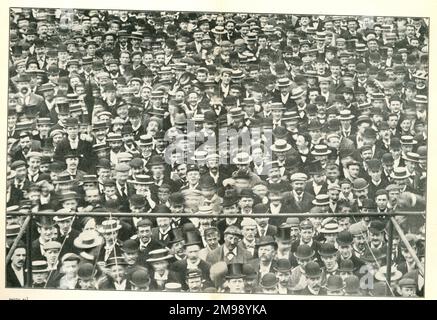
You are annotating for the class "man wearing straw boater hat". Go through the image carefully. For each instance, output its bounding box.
[97,218,124,263]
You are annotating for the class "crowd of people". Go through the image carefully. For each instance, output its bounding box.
[6,8,427,296]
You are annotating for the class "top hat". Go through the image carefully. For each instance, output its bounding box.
[184,230,203,247]
[275,224,292,243]
[168,228,185,245]
[225,263,245,279]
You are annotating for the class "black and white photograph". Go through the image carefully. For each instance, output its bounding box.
[4,5,429,298]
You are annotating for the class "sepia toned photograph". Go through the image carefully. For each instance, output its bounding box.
[5,7,428,298]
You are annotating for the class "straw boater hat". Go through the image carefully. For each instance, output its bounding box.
[146,248,174,263]
[232,152,252,165]
[97,219,122,234]
[74,230,104,249]
[270,139,292,153]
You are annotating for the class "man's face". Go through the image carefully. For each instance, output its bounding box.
[38,226,54,242]
[186,244,200,261]
[239,197,254,211]
[292,181,305,194]
[187,277,202,292]
[20,137,31,151]
[169,240,184,257]
[228,278,245,293]
[321,255,337,270]
[242,226,257,241]
[338,244,352,259]
[65,157,79,170]
[44,248,60,265]
[11,248,26,269]
[401,286,416,297]
[138,226,152,243]
[63,261,78,276]
[307,275,322,290]
[301,229,313,243]
[205,232,219,250]
[28,157,41,171]
[370,231,384,247]
[57,218,73,234]
[353,234,367,251]
[376,195,388,209]
[258,245,275,262]
[123,251,138,265]
[224,234,240,251]
[277,271,290,287]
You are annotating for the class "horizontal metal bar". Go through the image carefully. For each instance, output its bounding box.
[6,211,425,218]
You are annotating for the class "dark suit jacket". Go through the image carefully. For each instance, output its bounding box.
[54,138,97,173]
[136,238,166,267]
[248,258,278,274]
[170,259,211,290]
[255,224,278,238]
[6,263,27,288]
[149,270,181,291]
[206,245,253,265]
[31,238,45,261]
[284,191,315,213]
[57,228,81,259]
[98,277,133,290]
[304,181,329,197]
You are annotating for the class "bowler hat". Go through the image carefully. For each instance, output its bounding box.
[294,244,315,260]
[122,239,139,254]
[260,272,279,288]
[338,259,355,272]
[336,230,353,246]
[319,243,338,257]
[129,268,151,288]
[305,261,322,278]
[255,236,278,250]
[77,262,96,281]
[274,259,292,272]
[325,275,345,291]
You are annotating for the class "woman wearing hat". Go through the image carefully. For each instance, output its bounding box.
[147,248,180,291]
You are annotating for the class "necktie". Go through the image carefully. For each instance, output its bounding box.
[226,251,235,261]
[121,186,126,197]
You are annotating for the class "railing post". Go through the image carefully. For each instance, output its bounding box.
[25,213,33,287]
[385,217,394,296]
